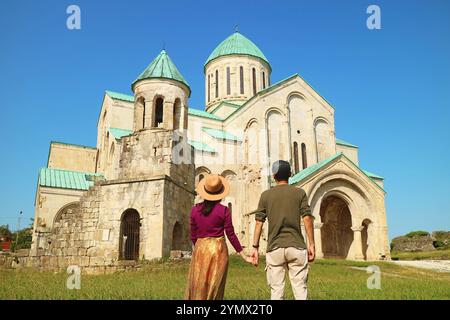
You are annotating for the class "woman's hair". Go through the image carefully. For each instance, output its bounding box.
[201,200,220,216]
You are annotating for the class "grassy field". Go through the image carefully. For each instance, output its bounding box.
[391,248,450,261]
[1,256,449,300]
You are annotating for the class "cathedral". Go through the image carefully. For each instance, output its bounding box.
[30,31,390,271]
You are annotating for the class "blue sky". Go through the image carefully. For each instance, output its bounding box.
[0,0,449,239]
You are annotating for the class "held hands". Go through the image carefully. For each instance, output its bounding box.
[239,250,259,266]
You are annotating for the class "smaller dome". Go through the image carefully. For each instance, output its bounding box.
[205,32,270,69]
[132,50,190,93]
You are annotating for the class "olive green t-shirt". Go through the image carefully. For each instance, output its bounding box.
[255,184,313,252]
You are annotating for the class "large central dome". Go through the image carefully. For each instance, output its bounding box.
[205,32,270,68]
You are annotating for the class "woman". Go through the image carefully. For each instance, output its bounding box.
[185,174,253,300]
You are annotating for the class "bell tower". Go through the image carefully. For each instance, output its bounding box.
[131,50,191,133]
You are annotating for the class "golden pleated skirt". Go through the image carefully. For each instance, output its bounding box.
[184,236,229,300]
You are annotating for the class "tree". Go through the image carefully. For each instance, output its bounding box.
[11,219,33,251]
[0,225,12,238]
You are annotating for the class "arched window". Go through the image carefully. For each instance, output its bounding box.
[137,97,145,129]
[207,74,210,102]
[215,70,219,98]
[252,68,257,95]
[173,98,181,130]
[262,71,266,89]
[226,67,231,95]
[154,97,164,127]
[108,143,115,166]
[240,66,244,94]
[301,143,307,169]
[293,142,299,173]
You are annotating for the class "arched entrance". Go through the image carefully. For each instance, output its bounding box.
[361,219,371,260]
[171,222,183,251]
[119,209,140,260]
[320,196,353,259]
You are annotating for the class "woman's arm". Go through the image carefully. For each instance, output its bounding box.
[223,206,243,253]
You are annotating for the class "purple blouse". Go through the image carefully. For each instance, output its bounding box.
[190,203,243,253]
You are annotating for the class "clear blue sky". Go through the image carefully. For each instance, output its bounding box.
[1,0,449,240]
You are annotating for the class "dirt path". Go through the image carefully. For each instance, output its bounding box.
[391,260,450,273]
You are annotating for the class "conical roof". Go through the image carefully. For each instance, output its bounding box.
[132,50,190,93]
[205,32,270,68]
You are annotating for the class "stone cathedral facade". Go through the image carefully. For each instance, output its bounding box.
[30,32,390,271]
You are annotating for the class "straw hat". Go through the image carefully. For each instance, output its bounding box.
[196,174,230,201]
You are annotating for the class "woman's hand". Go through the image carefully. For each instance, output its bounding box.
[239,251,255,265]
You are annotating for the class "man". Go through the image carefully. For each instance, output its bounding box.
[251,160,315,300]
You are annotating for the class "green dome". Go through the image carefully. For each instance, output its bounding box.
[205,32,270,69]
[132,50,190,94]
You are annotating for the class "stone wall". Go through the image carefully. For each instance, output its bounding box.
[28,126,195,271]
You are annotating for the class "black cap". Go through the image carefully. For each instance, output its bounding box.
[272,160,291,181]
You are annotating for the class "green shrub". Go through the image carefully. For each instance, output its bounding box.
[405,231,429,238]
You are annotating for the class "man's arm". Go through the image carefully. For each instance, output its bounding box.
[302,215,315,262]
[251,192,267,266]
[251,220,264,266]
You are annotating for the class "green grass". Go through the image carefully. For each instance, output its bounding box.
[1,256,449,300]
[391,248,450,261]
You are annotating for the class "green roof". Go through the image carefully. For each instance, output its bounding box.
[205,32,270,69]
[289,153,385,192]
[188,108,224,121]
[289,153,342,185]
[336,138,358,148]
[188,140,216,153]
[132,50,190,94]
[363,170,384,180]
[202,127,242,142]
[39,168,103,191]
[210,101,242,114]
[109,128,133,140]
[105,91,134,102]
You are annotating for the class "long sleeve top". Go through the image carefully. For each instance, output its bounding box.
[190,202,243,253]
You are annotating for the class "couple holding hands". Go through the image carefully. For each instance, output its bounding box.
[185,160,316,300]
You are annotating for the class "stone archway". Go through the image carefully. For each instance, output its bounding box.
[119,209,140,260]
[320,196,354,259]
[171,221,183,251]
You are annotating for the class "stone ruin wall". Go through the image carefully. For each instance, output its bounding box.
[12,129,195,273]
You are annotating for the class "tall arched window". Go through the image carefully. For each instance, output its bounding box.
[136,97,145,130]
[293,142,299,173]
[262,71,266,89]
[207,74,210,102]
[215,70,219,98]
[240,66,244,94]
[252,68,257,95]
[301,143,307,169]
[154,97,164,127]
[173,98,181,130]
[226,67,231,95]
